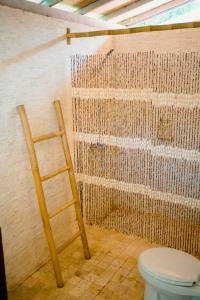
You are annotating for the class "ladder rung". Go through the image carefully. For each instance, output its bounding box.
[41,166,70,181]
[49,200,77,219]
[57,231,82,253]
[33,131,63,143]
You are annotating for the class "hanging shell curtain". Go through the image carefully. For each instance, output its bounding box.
[71,52,200,257]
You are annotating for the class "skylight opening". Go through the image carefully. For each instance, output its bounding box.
[53,2,77,13]
[107,0,173,23]
[129,0,200,27]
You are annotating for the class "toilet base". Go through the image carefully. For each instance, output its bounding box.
[144,283,199,300]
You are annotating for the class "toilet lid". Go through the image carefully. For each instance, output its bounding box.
[139,247,200,286]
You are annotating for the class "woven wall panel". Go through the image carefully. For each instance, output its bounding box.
[71,53,200,93]
[71,52,200,257]
[84,183,200,257]
[75,141,200,200]
[73,98,200,151]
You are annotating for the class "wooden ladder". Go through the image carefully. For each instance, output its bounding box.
[17,100,90,288]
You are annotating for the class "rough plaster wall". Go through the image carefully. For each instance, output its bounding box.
[0,5,112,288]
[113,28,200,53]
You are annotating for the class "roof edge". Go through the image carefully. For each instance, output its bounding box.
[0,0,123,29]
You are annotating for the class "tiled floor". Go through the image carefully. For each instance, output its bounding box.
[9,226,157,300]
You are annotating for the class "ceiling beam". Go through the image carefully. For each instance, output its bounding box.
[102,0,137,16]
[105,0,178,23]
[76,0,98,10]
[91,0,134,15]
[77,0,114,14]
[40,0,62,7]
[104,0,154,21]
[121,0,190,26]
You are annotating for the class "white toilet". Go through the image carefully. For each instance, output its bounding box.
[138,247,200,300]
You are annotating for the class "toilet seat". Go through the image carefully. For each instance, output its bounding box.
[139,247,200,287]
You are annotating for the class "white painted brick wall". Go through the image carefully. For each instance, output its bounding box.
[0,5,112,288]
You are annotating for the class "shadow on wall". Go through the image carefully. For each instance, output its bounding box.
[0,35,66,70]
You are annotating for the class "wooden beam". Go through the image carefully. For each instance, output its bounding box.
[66,21,200,43]
[40,0,62,6]
[91,0,134,16]
[104,0,154,21]
[121,0,190,26]
[77,0,114,14]
[101,0,136,16]
[76,0,98,10]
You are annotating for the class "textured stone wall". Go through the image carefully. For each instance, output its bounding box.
[72,49,200,258]
[0,5,112,288]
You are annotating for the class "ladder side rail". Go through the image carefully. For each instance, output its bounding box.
[53,100,91,259]
[17,105,64,288]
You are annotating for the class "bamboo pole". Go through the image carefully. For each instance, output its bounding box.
[41,165,70,182]
[66,21,200,43]
[57,231,82,253]
[49,200,76,219]
[17,105,64,288]
[66,28,71,45]
[33,131,63,143]
[54,100,91,259]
